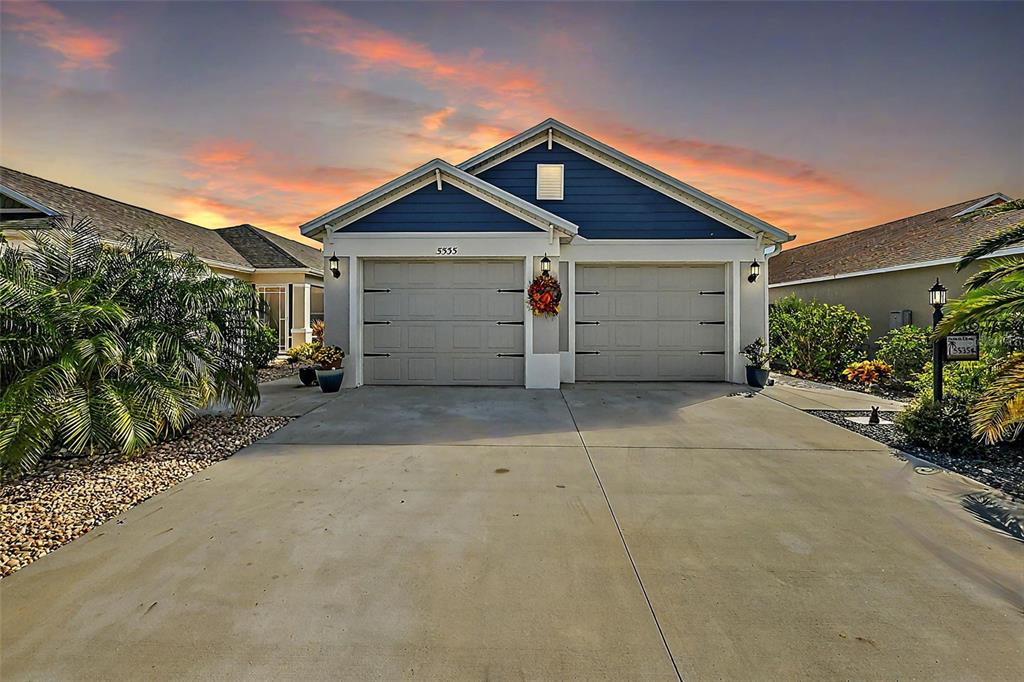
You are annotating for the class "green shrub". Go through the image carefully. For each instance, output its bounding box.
[245,323,280,369]
[896,395,983,455]
[0,219,263,478]
[769,295,871,380]
[875,325,931,384]
[909,355,995,401]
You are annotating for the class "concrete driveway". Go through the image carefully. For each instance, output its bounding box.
[2,384,1021,680]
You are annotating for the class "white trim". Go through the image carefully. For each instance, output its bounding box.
[951,193,1013,218]
[250,267,323,276]
[0,184,59,216]
[769,245,1024,288]
[300,158,578,239]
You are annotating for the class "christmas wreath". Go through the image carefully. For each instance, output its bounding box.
[528,272,561,316]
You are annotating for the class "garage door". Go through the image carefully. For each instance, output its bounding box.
[575,264,727,381]
[363,259,525,385]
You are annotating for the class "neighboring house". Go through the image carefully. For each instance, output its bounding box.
[0,167,324,352]
[769,194,1022,342]
[300,119,793,388]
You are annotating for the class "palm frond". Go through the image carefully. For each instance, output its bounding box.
[963,257,1024,290]
[970,354,1024,444]
[957,221,1024,271]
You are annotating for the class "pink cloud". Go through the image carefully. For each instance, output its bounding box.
[2,0,120,70]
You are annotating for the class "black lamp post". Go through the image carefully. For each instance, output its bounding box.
[929,278,947,402]
[329,253,341,279]
[540,254,552,274]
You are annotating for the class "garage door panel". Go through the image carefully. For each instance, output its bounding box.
[363,259,524,385]
[575,264,727,381]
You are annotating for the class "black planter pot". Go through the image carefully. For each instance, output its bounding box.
[316,369,344,393]
[298,367,318,386]
[746,366,770,388]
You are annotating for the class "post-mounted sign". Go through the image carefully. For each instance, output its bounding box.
[946,333,979,361]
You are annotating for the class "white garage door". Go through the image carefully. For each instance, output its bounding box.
[363,259,525,385]
[575,264,727,381]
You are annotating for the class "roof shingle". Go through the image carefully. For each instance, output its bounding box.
[216,224,323,271]
[769,196,1023,284]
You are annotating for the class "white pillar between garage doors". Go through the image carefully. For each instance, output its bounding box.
[525,254,561,389]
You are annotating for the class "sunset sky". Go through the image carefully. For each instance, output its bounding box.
[1,0,1021,247]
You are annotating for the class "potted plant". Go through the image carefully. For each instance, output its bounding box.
[313,344,345,393]
[287,343,320,386]
[741,337,772,388]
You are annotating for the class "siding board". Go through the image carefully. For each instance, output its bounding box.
[478,143,750,240]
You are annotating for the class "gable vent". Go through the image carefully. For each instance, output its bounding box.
[536,164,564,200]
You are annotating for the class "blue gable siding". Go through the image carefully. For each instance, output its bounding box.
[477,143,750,239]
[344,182,538,233]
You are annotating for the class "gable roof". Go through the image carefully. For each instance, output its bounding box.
[1,166,321,274]
[300,158,578,239]
[458,118,793,245]
[769,195,1022,285]
[217,224,322,271]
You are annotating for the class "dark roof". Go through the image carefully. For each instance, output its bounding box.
[770,195,1023,284]
[217,224,323,270]
[0,166,322,273]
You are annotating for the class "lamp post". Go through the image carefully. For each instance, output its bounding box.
[929,278,947,402]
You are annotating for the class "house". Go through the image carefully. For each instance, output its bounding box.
[300,119,793,388]
[769,194,1022,342]
[0,167,325,353]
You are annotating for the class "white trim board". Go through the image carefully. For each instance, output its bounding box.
[0,184,59,216]
[950,193,1013,218]
[769,245,1024,288]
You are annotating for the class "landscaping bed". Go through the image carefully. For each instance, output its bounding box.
[0,415,291,578]
[809,409,1024,501]
[257,362,298,383]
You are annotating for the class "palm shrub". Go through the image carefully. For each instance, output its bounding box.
[0,218,263,477]
[875,325,930,385]
[769,295,871,380]
[935,198,1024,443]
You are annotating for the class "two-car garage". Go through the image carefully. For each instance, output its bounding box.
[360,259,728,386]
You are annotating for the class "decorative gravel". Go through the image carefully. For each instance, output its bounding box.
[0,415,291,579]
[808,409,1024,501]
[257,362,298,383]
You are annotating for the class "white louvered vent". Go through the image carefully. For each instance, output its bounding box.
[536,164,564,200]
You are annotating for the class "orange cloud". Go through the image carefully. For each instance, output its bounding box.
[288,3,543,103]
[1,0,120,70]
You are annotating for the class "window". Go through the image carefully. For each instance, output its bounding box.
[536,164,564,200]
[256,284,289,352]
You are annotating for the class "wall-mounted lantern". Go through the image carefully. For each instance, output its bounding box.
[329,253,341,279]
[540,254,552,273]
[747,260,760,283]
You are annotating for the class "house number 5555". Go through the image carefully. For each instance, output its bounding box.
[436,246,458,255]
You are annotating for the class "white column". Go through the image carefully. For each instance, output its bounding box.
[348,256,362,387]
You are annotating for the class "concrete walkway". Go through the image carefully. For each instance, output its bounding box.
[2,384,1020,680]
[763,374,908,411]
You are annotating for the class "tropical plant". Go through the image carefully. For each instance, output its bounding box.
[246,323,280,369]
[311,319,325,344]
[769,295,871,380]
[842,360,893,386]
[0,218,263,477]
[875,325,930,385]
[740,337,771,369]
[896,395,983,456]
[936,199,1024,442]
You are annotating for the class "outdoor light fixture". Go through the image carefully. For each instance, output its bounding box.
[929,277,948,402]
[540,254,552,273]
[928,278,947,307]
[747,260,760,283]
[329,253,341,279]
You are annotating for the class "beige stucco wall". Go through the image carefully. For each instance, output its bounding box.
[769,261,980,343]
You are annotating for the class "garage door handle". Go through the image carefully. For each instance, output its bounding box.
[497,288,525,293]
[364,353,391,357]
[699,321,726,325]
[699,351,725,355]
[364,320,391,325]
[576,291,600,296]
[364,288,391,293]
[575,351,601,355]
[699,290,725,295]
[576,320,601,325]
[496,353,525,358]
[495,321,524,326]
